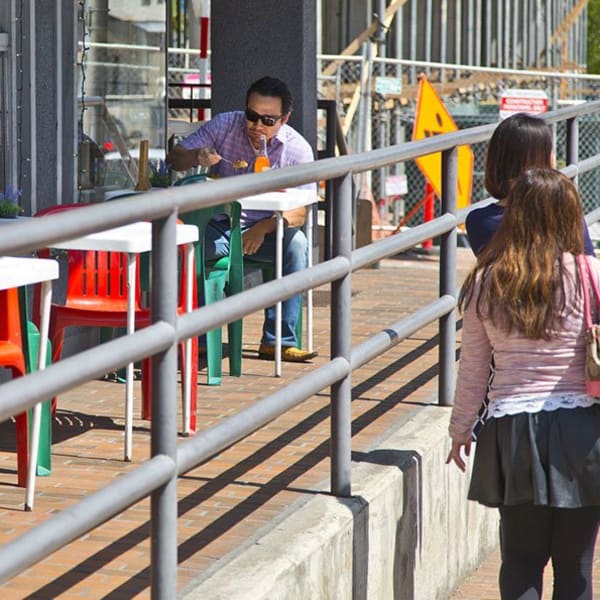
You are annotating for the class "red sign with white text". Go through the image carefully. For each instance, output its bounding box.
[499,90,548,120]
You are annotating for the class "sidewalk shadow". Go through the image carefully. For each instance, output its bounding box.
[0,409,125,453]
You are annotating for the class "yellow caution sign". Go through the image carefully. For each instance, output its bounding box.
[412,77,473,209]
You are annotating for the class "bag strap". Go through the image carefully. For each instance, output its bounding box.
[577,254,600,329]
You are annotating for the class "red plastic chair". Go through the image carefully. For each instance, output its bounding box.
[0,287,30,487]
[34,203,198,435]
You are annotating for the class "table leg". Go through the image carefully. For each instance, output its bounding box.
[275,212,283,377]
[183,243,193,435]
[306,204,313,352]
[24,280,52,511]
[125,253,135,461]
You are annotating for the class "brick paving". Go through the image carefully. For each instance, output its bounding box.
[1,247,592,599]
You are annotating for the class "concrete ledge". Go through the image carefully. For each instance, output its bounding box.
[181,406,499,599]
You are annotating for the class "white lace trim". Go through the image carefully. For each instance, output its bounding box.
[488,393,599,419]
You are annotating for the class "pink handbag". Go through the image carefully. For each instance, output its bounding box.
[577,254,600,397]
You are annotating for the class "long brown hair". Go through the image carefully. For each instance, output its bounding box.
[460,168,585,339]
[484,113,553,200]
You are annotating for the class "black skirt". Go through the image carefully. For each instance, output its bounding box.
[469,405,600,508]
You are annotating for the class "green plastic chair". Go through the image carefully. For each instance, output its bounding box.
[19,288,52,476]
[175,175,244,384]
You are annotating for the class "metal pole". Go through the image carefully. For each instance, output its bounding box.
[10,0,17,186]
[467,0,474,66]
[485,0,491,66]
[376,0,387,211]
[475,0,482,66]
[503,0,509,68]
[523,0,529,66]
[440,0,447,82]
[331,173,352,497]
[439,148,457,406]
[28,0,36,213]
[566,117,579,188]
[497,1,503,68]
[410,0,417,82]
[512,0,518,69]
[55,1,63,201]
[150,212,178,599]
[455,0,461,70]
[425,0,432,76]
[324,100,336,261]
[395,0,404,64]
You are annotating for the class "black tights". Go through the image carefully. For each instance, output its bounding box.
[498,504,600,600]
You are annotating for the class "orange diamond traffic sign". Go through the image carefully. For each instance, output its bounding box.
[412,77,473,209]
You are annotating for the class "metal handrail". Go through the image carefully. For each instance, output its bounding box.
[1,102,599,597]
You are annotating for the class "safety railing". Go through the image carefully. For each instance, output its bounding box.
[0,101,600,597]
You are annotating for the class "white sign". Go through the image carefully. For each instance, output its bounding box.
[499,89,548,120]
[375,76,402,96]
[385,174,408,196]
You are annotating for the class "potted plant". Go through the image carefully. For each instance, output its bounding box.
[0,185,23,218]
[149,159,171,188]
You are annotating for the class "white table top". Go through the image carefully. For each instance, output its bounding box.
[0,256,59,290]
[50,221,199,253]
[238,188,318,211]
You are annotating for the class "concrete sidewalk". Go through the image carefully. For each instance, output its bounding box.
[0,247,514,598]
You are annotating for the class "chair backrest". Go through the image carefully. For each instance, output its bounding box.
[173,174,209,186]
[174,175,242,275]
[33,203,142,312]
[0,288,23,348]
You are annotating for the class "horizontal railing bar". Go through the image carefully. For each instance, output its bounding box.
[351,295,457,370]
[352,214,457,270]
[320,54,600,84]
[0,322,175,423]
[374,57,600,85]
[177,357,351,475]
[587,206,600,226]
[177,256,350,343]
[577,154,600,177]
[0,454,175,583]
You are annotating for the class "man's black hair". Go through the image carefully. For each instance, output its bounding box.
[246,76,293,115]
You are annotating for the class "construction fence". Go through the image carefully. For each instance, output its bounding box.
[317,54,600,227]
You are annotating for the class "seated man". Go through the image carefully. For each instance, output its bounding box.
[166,76,317,362]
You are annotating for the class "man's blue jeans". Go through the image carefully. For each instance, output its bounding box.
[204,219,307,348]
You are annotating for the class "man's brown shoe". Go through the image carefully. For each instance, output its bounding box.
[258,343,318,363]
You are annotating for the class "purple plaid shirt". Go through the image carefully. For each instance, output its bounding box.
[179,111,315,226]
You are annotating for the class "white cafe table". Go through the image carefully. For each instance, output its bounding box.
[238,188,318,376]
[50,221,199,460]
[0,256,59,511]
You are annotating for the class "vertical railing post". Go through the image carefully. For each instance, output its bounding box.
[150,212,179,599]
[439,148,458,406]
[566,116,579,188]
[331,172,352,497]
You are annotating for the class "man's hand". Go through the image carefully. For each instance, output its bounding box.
[196,147,222,168]
[166,144,220,172]
[242,223,268,255]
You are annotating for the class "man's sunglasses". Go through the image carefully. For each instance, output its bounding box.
[244,108,282,127]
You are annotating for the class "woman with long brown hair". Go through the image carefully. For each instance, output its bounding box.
[448,168,600,599]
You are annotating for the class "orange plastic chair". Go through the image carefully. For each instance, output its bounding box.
[34,204,198,434]
[0,287,30,487]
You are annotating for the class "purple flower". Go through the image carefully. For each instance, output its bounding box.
[1,185,22,204]
[149,160,170,177]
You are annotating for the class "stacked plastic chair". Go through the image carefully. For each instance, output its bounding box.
[175,175,244,384]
